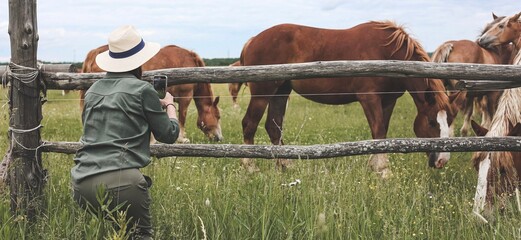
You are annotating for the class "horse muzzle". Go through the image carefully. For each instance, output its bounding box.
[428,152,450,168]
[477,36,497,49]
[206,130,223,142]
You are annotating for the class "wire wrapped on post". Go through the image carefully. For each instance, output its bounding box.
[7,62,40,84]
[5,62,47,109]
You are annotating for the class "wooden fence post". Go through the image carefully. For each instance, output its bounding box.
[4,0,46,220]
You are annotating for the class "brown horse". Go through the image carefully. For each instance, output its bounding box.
[470,12,521,220]
[432,14,514,136]
[470,88,521,221]
[80,44,223,143]
[240,21,462,175]
[478,12,521,53]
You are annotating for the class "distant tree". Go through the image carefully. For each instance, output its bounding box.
[203,58,239,66]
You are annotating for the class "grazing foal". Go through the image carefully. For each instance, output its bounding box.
[471,12,521,220]
[80,45,223,143]
[470,89,521,220]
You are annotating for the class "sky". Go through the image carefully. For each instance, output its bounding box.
[0,0,519,62]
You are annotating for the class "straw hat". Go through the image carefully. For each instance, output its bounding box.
[95,25,160,72]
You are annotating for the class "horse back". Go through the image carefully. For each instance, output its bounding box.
[240,21,430,101]
[242,22,422,65]
[143,45,204,70]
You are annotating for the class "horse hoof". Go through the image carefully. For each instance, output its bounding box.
[377,168,393,179]
[241,158,260,173]
[275,159,293,171]
[176,138,191,144]
[460,128,469,137]
[368,154,389,173]
[246,165,260,173]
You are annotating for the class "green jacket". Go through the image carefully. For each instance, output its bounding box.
[72,72,179,183]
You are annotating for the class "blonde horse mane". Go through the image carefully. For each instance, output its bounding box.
[486,88,521,137]
[484,87,521,188]
[372,21,431,61]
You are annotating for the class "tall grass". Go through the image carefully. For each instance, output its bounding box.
[0,85,521,239]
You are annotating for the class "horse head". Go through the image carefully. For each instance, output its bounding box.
[471,120,521,220]
[413,85,463,168]
[478,12,521,49]
[197,96,223,141]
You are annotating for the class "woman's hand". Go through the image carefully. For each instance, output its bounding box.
[160,92,175,107]
[161,92,177,119]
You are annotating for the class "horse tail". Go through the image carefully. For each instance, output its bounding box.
[190,50,206,67]
[431,42,459,90]
[80,49,96,73]
[372,21,431,62]
[81,44,107,73]
[192,52,205,67]
[239,37,253,66]
[431,42,454,63]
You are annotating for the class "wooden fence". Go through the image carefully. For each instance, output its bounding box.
[34,60,521,158]
[6,0,521,219]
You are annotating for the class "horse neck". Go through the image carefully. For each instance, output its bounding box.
[512,40,521,64]
[193,83,214,111]
[509,26,521,58]
[404,78,447,110]
[498,44,515,64]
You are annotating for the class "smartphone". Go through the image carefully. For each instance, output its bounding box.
[152,75,168,99]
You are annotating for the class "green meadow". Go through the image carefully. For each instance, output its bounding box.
[0,84,520,239]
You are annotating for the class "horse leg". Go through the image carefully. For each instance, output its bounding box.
[358,95,392,179]
[460,97,474,136]
[482,95,496,128]
[229,83,242,109]
[241,95,271,173]
[265,84,292,171]
[381,97,398,132]
[176,94,192,143]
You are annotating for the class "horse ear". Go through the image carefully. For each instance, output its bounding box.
[492,12,498,20]
[471,120,489,136]
[424,88,436,106]
[508,122,521,136]
[510,12,521,23]
[213,96,220,106]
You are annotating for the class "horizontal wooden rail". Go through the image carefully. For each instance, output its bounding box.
[42,136,521,159]
[0,63,76,76]
[40,60,521,90]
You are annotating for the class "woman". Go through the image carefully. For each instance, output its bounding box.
[71,25,179,239]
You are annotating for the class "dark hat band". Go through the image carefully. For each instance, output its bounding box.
[109,39,145,59]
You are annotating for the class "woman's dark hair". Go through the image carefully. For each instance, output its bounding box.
[128,66,143,79]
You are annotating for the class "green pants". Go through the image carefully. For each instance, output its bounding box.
[72,168,153,239]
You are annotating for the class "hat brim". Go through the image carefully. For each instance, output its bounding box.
[95,41,160,72]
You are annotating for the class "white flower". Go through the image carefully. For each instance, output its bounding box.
[205,198,211,207]
[284,179,302,187]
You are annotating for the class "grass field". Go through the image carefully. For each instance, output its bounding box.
[1,84,521,239]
